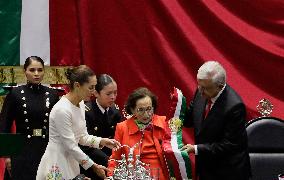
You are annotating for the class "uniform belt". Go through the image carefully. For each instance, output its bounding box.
[33,129,43,136]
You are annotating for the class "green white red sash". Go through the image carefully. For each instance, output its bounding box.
[163,87,192,180]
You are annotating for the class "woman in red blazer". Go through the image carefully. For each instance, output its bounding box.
[108,87,169,180]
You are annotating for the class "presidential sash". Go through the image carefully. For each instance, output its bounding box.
[163,87,192,180]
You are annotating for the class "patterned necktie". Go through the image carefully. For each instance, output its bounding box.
[204,99,212,119]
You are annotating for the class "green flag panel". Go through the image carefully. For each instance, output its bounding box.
[0,0,22,65]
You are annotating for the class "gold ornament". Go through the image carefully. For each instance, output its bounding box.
[256,98,273,117]
[168,117,183,132]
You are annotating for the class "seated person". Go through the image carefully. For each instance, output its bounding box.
[108,87,169,180]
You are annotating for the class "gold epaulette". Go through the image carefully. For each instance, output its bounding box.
[85,104,91,112]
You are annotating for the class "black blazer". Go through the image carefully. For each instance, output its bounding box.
[79,100,122,179]
[83,100,122,156]
[184,85,251,180]
[0,84,59,180]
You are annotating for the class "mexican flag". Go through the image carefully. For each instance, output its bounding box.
[0,0,79,96]
[0,1,47,177]
[0,1,74,177]
[0,0,51,66]
[0,0,82,68]
[0,0,51,98]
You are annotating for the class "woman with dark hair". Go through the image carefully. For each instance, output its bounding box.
[81,74,122,179]
[108,87,169,180]
[0,56,59,180]
[36,65,120,180]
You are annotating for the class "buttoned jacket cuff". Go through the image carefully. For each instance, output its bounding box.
[80,156,94,170]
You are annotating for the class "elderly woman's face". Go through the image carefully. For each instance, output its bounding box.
[132,96,154,123]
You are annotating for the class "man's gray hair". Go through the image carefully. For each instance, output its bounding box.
[197,61,226,85]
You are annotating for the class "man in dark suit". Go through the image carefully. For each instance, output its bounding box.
[181,61,251,180]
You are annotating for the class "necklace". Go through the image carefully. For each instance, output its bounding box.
[135,119,152,130]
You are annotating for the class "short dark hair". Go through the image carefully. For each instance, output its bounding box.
[65,65,95,90]
[95,74,116,93]
[125,87,157,115]
[24,56,44,70]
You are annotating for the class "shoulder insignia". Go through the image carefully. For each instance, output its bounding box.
[85,104,91,112]
[2,85,19,91]
[114,103,119,110]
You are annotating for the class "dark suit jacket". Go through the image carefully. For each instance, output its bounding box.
[83,100,122,156]
[184,85,251,180]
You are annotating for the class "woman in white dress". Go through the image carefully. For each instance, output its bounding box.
[36,65,120,180]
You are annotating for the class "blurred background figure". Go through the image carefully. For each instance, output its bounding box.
[0,56,59,180]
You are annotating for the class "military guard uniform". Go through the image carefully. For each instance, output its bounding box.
[0,83,59,180]
[80,99,122,179]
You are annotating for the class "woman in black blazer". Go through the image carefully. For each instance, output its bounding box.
[80,74,122,179]
[0,56,59,180]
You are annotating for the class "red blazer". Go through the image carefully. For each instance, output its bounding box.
[108,114,169,180]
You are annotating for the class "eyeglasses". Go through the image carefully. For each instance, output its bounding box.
[136,106,153,115]
[198,85,216,93]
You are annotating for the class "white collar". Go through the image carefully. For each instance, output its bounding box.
[96,99,109,114]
